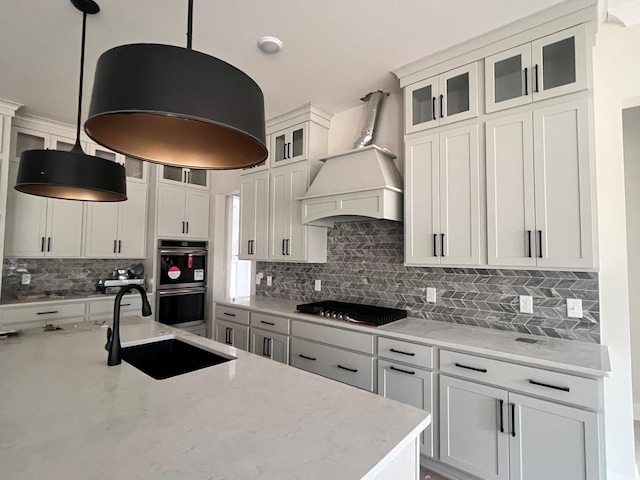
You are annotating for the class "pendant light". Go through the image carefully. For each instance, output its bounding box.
[84,0,267,170]
[15,0,127,202]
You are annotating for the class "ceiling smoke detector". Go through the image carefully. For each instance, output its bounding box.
[258,36,283,54]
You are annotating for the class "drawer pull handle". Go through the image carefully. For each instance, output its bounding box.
[389,348,415,357]
[528,380,570,393]
[223,312,236,317]
[299,354,316,361]
[120,303,131,307]
[337,365,358,373]
[390,366,415,375]
[455,362,487,373]
[260,320,276,326]
[37,311,59,315]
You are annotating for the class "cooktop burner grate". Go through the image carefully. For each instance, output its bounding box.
[296,301,407,326]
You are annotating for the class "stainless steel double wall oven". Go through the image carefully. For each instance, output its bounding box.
[156,240,208,336]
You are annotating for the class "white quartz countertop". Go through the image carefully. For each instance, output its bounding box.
[0,317,429,480]
[217,296,611,378]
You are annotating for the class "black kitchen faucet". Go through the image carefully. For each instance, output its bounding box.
[105,285,152,366]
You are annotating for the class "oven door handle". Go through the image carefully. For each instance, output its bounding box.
[157,287,207,296]
[158,249,208,256]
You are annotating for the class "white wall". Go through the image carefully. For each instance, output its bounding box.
[592,20,640,480]
[623,106,640,419]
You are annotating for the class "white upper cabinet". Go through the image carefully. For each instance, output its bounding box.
[5,127,83,258]
[405,62,478,134]
[5,162,83,258]
[268,162,327,263]
[405,124,481,266]
[84,181,148,258]
[239,171,269,261]
[486,100,594,269]
[485,25,588,113]
[271,123,308,167]
[156,183,210,240]
[159,165,209,190]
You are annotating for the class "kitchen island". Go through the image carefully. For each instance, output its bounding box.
[0,318,429,480]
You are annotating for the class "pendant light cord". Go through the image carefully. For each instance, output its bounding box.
[72,11,88,153]
[186,0,193,49]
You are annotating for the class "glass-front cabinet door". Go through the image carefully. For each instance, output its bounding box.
[486,25,587,113]
[405,62,478,133]
[532,24,587,101]
[439,62,478,126]
[271,123,307,166]
[485,44,533,113]
[160,166,208,189]
[405,77,439,134]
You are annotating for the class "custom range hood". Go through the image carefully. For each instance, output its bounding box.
[300,91,403,227]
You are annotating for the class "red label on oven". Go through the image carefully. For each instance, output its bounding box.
[188,253,193,269]
[167,266,181,280]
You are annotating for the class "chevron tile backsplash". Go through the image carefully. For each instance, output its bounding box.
[256,220,600,343]
[2,258,142,298]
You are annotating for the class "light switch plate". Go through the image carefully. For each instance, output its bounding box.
[21,273,31,285]
[519,295,533,314]
[426,287,436,303]
[255,272,263,285]
[314,279,321,291]
[567,298,583,318]
[267,275,273,287]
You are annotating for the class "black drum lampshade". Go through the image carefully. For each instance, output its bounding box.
[15,0,127,202]
[84,2,267,170]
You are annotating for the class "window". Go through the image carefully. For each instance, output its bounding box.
[227,194,251,298]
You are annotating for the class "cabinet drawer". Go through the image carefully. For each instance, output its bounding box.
[290,338,374,391]
[89,296,143,315]
[2,302,86,327]
[292,320,374,354]
[440,350,599,409]
[378,337,434,369]
[251,312,290,335]
[215,305,250,325]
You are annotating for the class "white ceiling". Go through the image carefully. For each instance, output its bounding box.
[0,0,575,125]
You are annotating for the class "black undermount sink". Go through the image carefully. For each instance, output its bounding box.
[121,338,233,380]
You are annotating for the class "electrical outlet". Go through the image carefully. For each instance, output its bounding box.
[255,272,263,285]
[267,275,272,287]
[519,295,533,314]
[314,279,322,292]
[426,287,436,303]
[21,273,31,285]
[567,298,583,318]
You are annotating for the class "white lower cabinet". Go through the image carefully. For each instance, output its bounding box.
[215,318,249,351]
[290,337,374,391]
[214,306,250,351]
[251,328,289,364]
[378,359,434,457]
[249,312,290,364]
[440,373,601,480]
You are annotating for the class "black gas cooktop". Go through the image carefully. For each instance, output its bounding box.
[296,301,407,326]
